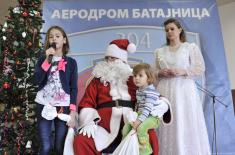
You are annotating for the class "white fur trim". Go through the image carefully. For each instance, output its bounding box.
[106,44,128,62]
[160,97,173,125]
[78,108,101,129]
[93,107,133,151]
[127,43,136,53]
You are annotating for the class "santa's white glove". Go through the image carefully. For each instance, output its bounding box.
[151,98,169,117]
[57,113,71,122]
[79,121,97,138]
[126,111,138,123]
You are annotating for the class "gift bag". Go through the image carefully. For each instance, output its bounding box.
[63,128,75,155]
[41,104,57,120]
[112,129,139,155]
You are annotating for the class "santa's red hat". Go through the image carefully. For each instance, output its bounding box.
[106,39,136,62]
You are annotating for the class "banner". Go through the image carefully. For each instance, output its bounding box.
[43,0,235,154]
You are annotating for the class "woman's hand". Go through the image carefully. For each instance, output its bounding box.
[159,68,187,77]
[67,111,77,128]
[158,68,174,78]
[170,68,187,76]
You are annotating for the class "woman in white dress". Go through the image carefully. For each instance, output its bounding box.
[154,18,211,155]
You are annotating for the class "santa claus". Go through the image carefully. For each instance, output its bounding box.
[73,39,170,155]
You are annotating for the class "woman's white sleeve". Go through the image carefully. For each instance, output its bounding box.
[186,43,205,77]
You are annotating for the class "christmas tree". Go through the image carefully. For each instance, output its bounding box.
[0,0,44,154]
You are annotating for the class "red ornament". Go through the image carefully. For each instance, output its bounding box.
[4,61,9,65]
[28,41,32,46]
[12,75,17,80]
[3,82,10,89]
[22,11,28,17]
[16,60,21,65]
[7,28,13,32]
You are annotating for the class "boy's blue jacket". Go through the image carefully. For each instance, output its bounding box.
[33,55,78,108]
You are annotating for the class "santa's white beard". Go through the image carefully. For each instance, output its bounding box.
[92,59,133,100]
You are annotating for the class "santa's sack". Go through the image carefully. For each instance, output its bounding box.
[63,128,75,155]
[112,129,139,155]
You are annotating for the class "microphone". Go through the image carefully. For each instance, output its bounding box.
[48,42,56,64]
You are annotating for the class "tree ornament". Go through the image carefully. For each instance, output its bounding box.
[2,28,6,32]
[32,29,37,43]
[28,41,32,46]
[29,11,34,17]
[3,65,12,76]
[3,22,7,28]
[33,10,40,16]
[13,7,21,14]
[13,107,18,113]
[3,36,7,40]
[4,59,8,65]
[13,41,19,46]
[22,32,27,38]
[24,58,31,121]
[26,140,32,148]
[3,82,10,89]
[12,75,17,80]
[16,60,21,65]
[22,11,28,17]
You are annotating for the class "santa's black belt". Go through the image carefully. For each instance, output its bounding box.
[96,100,135,109]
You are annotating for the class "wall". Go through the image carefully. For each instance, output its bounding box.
[0,1,17,24]
[218,2,235,89]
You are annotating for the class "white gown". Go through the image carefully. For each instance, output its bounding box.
[155,42,211,155]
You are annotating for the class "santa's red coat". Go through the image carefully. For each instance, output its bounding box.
[73,77,159,155]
